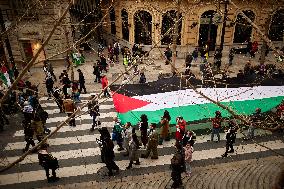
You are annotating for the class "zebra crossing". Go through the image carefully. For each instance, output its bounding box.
[0,94,284,189]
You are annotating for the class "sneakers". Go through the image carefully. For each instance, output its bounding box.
[221,153,228,157]
[47,177,60,183]
[228,149,234,153]
[141,154,148,158]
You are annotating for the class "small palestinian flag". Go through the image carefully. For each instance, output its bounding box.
[111,77,284,125]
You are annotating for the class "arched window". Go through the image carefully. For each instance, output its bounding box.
[269,9,284,41]
[134,10,152,45]
[233,10,255,43]
[110,7,116,35]
[121,9,129,41]
[198,10,218,51]
[161,10,182,45]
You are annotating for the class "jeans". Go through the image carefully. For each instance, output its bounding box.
[247,126,255,139]
[185,162,192,174]
[211,128,220,141]
[104,89,110,97]
[67,113,76,126]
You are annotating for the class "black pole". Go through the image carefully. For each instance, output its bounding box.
[0,8,15,67]
[220,0,228,52]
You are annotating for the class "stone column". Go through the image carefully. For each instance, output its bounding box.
[129,12,135,45]
[153,12,161,46]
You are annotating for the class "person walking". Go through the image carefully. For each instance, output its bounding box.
[211,111,222,142]
[45,74,54,100]
[139,114,148,147]
[112,117,124,151]
[170,142,185,188]
[222,120,238,157]
[228,48,235,66]
[184,142,194,176]
[22,119,36,153]
[175,116,186,143]
[93,62,101,83]
[53,87,64,113]
[159,110,171,145]
[88,97,100,131]
[123,122,132,156]
[77,69,87,94]
[185,53,193,70]
[101,75,111,98]
[99,127,120,176]
[139,72,146,84]
[114,42,120,63]
[192,48,199,62]
[245,108,261,140]
[63,96,77,127]
[43,61,56,81]
[126,131,141,169]
[100,55,108,73]
[141,123,158,159]
[182,130,196,147]
[38,144,59,183]
[164,47,172,65]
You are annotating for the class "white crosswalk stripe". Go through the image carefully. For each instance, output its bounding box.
[1,140,284,186]
[0,94,283,188]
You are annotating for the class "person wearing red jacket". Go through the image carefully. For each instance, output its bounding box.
[277,102,284,120]
[211,111,222,142]
[101,75,110,97]
[175,116,186,142]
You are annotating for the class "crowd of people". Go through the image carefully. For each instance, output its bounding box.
[0,40,283,188]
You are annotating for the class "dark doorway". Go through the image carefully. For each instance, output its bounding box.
[269,9,284,41]
[198,10,218,51]
[134,10,152,45]
[110,7,116,35]
[161,10,182,45]
[121,9,129,41]
[233,10,255,43]
[22,42,33,62]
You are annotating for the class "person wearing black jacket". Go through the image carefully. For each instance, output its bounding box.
[38,144,59,182]
[139,114,148,147]
[77,69,87,93]
[53,88,64,113]
[22,120,35,152]
[222,120,238,157]
[171,142,185,188]
[45,75,54,100]
[93,63,101,83]
[99,127,120,176]
[89,97,100,131]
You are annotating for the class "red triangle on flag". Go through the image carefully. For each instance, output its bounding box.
[112,92,150,113]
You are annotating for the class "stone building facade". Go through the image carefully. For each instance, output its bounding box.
[0,0,73,67]
[101,0,284,57]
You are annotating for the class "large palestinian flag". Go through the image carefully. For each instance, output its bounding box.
[110,77,284,125]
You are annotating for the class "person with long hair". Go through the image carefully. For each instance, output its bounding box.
[159,110,171,145]
[139,114,148,148]
[126,130,140,169]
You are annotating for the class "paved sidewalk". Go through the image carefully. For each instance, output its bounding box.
[40,156,284,189]
[27,49,279,96]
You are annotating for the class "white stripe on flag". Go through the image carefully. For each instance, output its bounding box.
[134,86,284,111]
[1,139,283,185]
